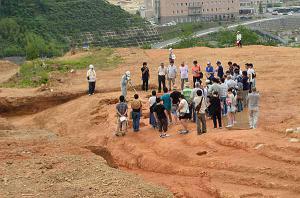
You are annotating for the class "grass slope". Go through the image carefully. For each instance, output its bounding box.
[0,0,144,58]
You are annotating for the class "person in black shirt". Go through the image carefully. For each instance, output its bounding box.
[241,71,250,108]
[141,62,150,91]
[209,91,222,129]
[170,85,181,124]
[153,98,170,138]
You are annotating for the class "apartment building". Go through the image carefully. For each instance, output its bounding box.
[144,0,240,24]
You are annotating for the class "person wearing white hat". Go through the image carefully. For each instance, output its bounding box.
[121,71,131,97]
[87,64,96,96]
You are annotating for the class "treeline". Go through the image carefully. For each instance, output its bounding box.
[0,0,144,59]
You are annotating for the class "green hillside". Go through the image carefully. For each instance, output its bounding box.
[0,0,144,59]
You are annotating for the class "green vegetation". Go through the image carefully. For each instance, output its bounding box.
[0,0,144,59]
[0,48,122,88]
[160,21,233,40]
[170,26,279,49]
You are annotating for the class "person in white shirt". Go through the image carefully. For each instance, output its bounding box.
[179,62,189,90]
[169,48,176,62]
[194,90,207,134]
[87,64,96,96]
[167,60,177,91]
[247,63,256,92]
[177,94,190,134]
[226,88,237,128]
[219,78,228,116]
[247,87,260,129]
[158,63,167,93]
[236,31,242,47]
[225,75,237,89]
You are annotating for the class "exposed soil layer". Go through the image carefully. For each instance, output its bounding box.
[1,46,300,197]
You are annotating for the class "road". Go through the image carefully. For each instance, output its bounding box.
[151,15,287,49]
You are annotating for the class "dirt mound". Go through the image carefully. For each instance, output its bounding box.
[0,60,19,84]
[1,46,300,197]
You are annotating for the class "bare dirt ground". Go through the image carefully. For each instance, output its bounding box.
[0,61,19,84]
[1,46,300,197]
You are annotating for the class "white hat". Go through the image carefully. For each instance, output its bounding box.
[207,61,211,65]
[169,48,173,51]
[125,71,131,77]
[89,64,94,69]
[205,80,210,84]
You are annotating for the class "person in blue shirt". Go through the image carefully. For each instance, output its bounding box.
[205,62,214,81]
[161,87,172,124]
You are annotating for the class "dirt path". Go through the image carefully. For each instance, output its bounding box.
[1,46,300,197]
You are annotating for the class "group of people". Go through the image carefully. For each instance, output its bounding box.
[114,52,260,137]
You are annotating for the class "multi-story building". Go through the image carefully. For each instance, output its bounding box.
[144,0,240,24]
[239,0,281,15]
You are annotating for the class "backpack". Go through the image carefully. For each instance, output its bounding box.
[195,97,204,113]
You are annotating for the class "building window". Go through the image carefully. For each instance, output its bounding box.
[181,10,183,13]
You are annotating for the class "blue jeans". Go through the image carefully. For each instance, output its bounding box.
[132,111,141,131]
[149,112,157,128]
[220,97,227,115]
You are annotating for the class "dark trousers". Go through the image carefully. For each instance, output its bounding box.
[212,111,222,128]
[142,78,149,91]
[158,75,166,93]
[88,82,96,95]
[193,76,201,88]
[157,117,168,132]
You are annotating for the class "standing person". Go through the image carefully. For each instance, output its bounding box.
[190,82,203,122]
[227,61,234,75]
[241,71,250,108]
[149,90,157,129]
[236,86,243,112]
[141,62,150,91]
[131,94,142,132]
[87,64,96,96]
[194,90,207,135]
[192,60,203,88]
[247,87,260,129]
[226,88,237,128]
[169,48,176,63]
[170,85,181,124]
[247,63,256,92]
[179,62,189,91]
[153,98,170,138]
[208,78,221,96]
[236,31,242,48]
[161,87,172,124]
[216,61,224,79]
[115,95,128,136]
[121,71,131,98]
[205,62,214,81]
[167,60,177,91]
[209,91,222,129]
[158,63,167,93]
[219,78,228,116]
[182,82,193,120]
[225,75,237,89]
[177,94,190,134]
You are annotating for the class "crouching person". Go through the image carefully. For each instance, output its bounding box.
[153,98,170,138]
[115,95,128,136]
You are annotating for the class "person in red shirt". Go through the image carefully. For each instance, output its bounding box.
[191,60,203,88]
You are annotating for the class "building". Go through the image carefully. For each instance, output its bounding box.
[239,0,281,15]
[144,0,240,24]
